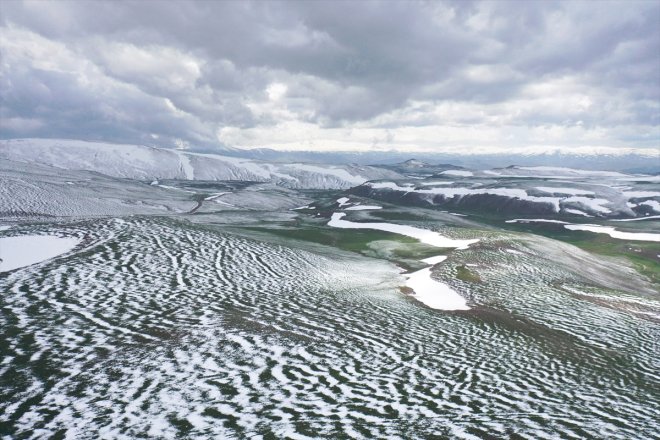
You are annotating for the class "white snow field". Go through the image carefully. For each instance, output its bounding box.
[328,213,478,249]
[405,255,470,311]
[405,264,469,311]
[0,235,80,272]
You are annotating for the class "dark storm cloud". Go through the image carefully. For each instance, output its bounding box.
[0,0,658,150]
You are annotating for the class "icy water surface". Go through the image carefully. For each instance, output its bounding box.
[1,217,658,439]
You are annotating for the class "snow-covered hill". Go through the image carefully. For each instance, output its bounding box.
[348,168,660,220]
[217,146,660,173]
[0,139,402,189]
[0,159,195,218]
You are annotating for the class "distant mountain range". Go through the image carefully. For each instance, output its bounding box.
[0,139,401,189]
[1,138,658,174]
[214,145,660,174]
[349,166,660,219]
[1,139,658,193]
[1,138,658,221]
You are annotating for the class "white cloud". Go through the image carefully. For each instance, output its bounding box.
[92,42,203,91]
[0,1,657,153]
[266,82,287,101]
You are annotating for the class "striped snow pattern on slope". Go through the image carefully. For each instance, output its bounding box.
[1,218,657,439]
[0,139,401,189]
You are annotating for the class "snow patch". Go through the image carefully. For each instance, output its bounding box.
[564,225,660,242]
[441,170,473,177]
[622,191,660,199]
[421,255,448,265]
[0,235,80,272]
[611,215,660,222]
[406,266,470,311]
[204,192,229,201]
[328,213,477,249]
[563,197,612,214]
[419,181,454,186]
[367,182,415,191]
[535,187,595,196]
[565,208,592,217]
[639,200,660,212]
[344,205,382,211]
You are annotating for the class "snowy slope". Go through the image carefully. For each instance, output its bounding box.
[0,139,401,189]
[0,159,196,217]
[350,171,660,219]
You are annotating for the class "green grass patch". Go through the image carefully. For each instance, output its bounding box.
[367,210,431,222]
[562,235,660,285]
[455,265,482,283]
[486,221,660,286]
[244,225,418,254]
[242,223,447,271]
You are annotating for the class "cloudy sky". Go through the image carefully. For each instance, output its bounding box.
[1,0,658,153]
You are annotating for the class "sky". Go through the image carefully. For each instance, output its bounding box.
[0,0,659,154]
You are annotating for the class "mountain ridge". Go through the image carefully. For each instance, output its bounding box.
[0,138,402,189]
